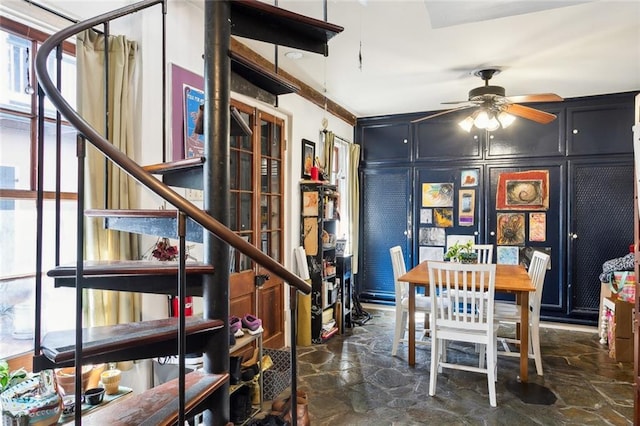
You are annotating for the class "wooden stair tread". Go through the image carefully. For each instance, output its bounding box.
[84,210,206,242]
[230,0,343,56]
[38,317,223,366]
[48,260,214,277]
[143,157,205,175]
[81,370,228,426]
[230,51,299,95]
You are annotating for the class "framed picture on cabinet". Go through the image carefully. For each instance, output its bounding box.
[302,139,315,178]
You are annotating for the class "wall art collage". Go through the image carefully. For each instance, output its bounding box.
[418,169,551,267]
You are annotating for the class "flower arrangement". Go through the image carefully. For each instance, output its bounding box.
[151,237,178,261]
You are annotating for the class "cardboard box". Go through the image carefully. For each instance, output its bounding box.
[613,337,633,363]
[611,297,634,339]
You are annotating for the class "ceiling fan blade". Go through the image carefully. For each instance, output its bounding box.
[411,105,475,124]
[504,103,557,124]
[506,93,563,103]
[441,100,472,105]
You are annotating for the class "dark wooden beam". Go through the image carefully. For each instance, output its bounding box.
[230,38,357,126]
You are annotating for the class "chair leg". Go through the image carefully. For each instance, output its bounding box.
[531,321,543,376]
[487,339,497,407]
[429,335,439,397]
[392,310,408,356]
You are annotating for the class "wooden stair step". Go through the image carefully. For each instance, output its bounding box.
[231,50,299,96]
[81,370,228,426]
[47,259,213,296]
[230,0,344,56]
[86,208,205,242]
[143,157,205,190]
[35,316,223,370]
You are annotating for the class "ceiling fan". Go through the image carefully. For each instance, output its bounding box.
[411,68,563,131]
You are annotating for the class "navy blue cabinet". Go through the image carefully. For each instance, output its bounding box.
[356,92,636,324]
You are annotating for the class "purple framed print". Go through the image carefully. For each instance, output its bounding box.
[171,64,204,160]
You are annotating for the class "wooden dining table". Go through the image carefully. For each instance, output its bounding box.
[398,261,536,382]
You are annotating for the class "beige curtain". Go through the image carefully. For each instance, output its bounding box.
[323,130,335,183]
[77,29,141,335]
[348,143,360,274]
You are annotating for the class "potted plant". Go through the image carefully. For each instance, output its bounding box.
[444,240,478,263]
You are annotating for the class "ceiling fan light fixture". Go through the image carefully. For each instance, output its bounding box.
[498,111,516,128]
[486,115,500,131]
[458,116,474,132]
[473,110,490,129]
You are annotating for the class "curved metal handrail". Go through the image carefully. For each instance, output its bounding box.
[35,0,311,295]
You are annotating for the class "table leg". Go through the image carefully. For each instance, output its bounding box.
[409,283,415,366]
[519,291,529,383]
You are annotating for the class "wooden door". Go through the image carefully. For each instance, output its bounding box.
[228,101,285,349]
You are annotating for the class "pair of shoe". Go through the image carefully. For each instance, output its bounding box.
[242,314,263,335]
[230,316,244,338]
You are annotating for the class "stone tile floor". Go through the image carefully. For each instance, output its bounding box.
[284,307,633,425]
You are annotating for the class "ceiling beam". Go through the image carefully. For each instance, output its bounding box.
[230,38,356,126]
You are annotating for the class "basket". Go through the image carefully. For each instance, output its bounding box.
[263,348,291,401]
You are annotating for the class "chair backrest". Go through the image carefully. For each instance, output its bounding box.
[527,251,550,315]
[472,244,494,264]
[390,246,408,301]
[428,261,497,332]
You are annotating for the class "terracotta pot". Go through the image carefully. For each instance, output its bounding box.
[55,365,92,396]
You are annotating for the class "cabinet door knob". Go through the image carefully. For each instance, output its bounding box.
[489,231,496,236]
[570,233,578,239]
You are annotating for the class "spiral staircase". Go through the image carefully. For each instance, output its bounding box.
[33,1,342,424]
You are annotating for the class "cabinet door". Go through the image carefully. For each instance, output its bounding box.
[486,162,565,313]
[413,109,482,161]
[359,120,411,162]
[568,160,634,320]
[487,105,564,159]
[567,95,635,156]
[359,167,412,302]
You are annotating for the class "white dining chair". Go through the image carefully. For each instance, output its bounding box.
[473,244,494,264]
[494,251,550,376]
[390,246,432,356]
[428,261,498,407]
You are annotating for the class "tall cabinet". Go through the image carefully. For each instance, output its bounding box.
[300,182,340,343]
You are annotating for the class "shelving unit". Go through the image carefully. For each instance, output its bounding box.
[300,182,341,343]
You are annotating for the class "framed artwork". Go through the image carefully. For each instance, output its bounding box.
[497,246,519,265]
[419,246,444,262]
[496,212,525,245]
[171,64,205,161]
[519,246,552,270]
[302,191,319,216]
[422,182,454,207]
[496,170,549,210]
[433,208,453,227]
[458,189,475,227]
[301,139,315,178]
[183,85,205,158]
[419,227,446,246]
[529,212,547,242]
[461,170,479,187]
[420,208,433,224]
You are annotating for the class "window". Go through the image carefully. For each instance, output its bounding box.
[0,19,78,361]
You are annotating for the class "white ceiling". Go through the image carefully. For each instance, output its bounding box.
[236,0,640,119]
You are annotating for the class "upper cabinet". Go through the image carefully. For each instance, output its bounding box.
[566,93,635,156]
[487,105,564,159]
[359,120,411,162]
[414,109,483,161]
